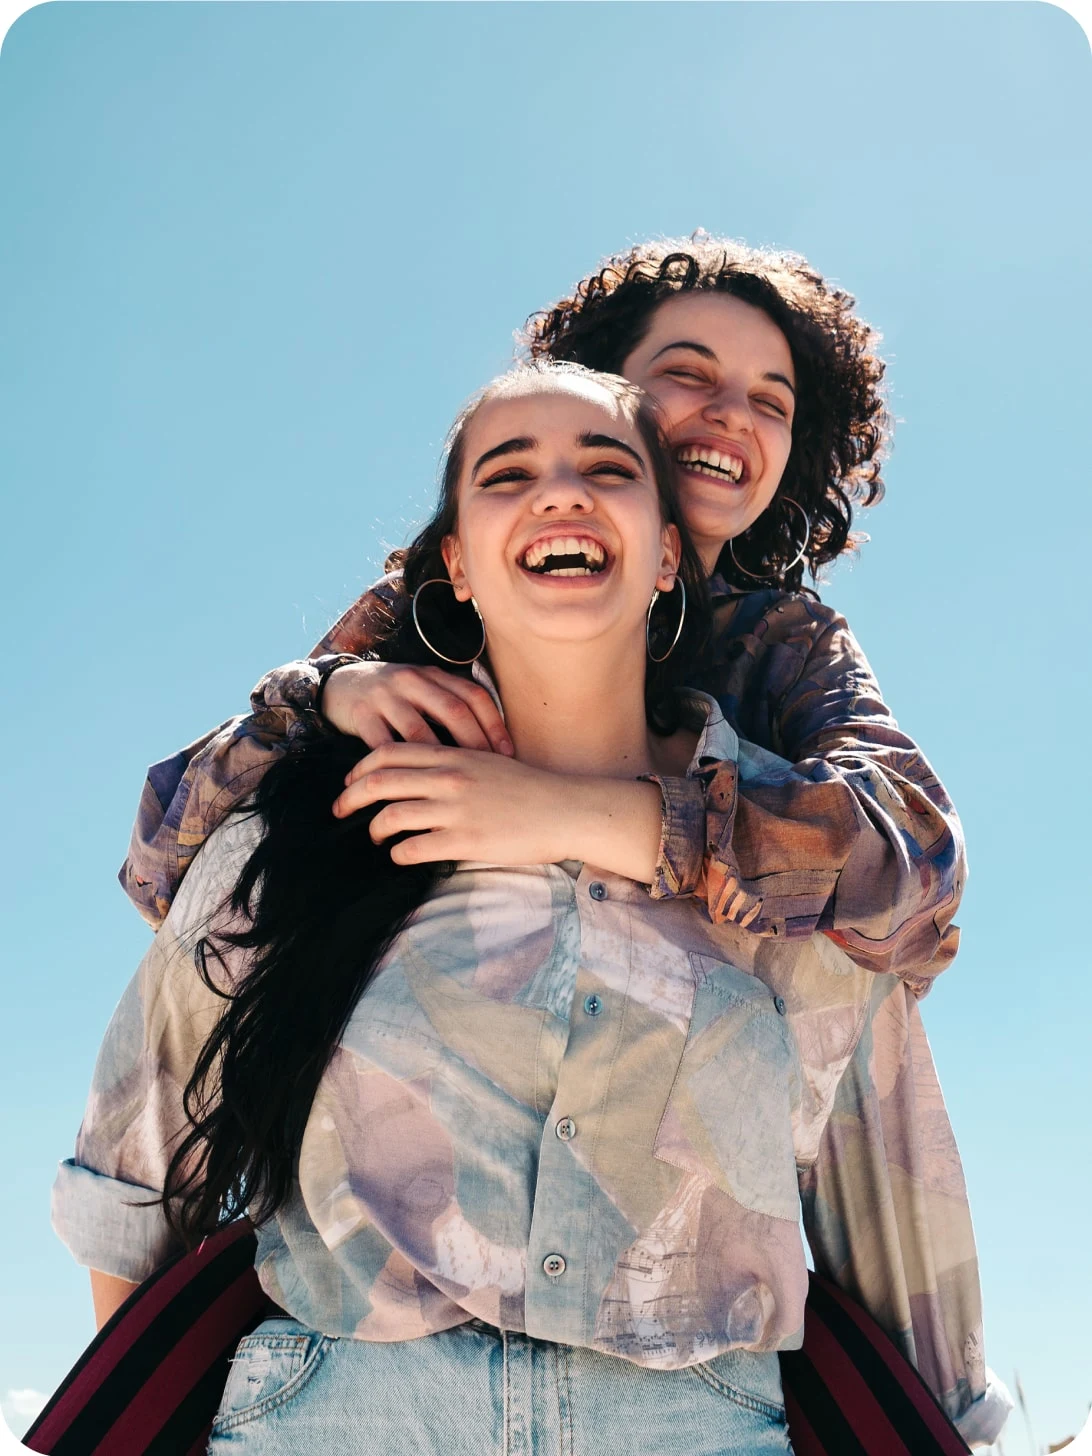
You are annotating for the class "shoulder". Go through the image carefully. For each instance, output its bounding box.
[712,586,863,663]
[168,812,264,946]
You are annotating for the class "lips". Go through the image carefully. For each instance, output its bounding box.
[518,533,610,577]
[676,442,750,487]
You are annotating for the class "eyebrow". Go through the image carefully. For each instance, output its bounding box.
[649,340,796,397]
[470,436,535,478]
[577,432,645,468]
[470,431,646,478]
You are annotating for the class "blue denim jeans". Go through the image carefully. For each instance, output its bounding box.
[207,1316,794,1455]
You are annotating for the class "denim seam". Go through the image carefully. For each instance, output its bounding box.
[211,1335,333,1432]
[502,1329,511,1456]
[686,1362,787,1421]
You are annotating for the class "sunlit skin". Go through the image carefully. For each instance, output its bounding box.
[324,291,797,752]
[620,292,796,574]
[443,384,680,676]
[333,379,698,877]
[324,291,799,871]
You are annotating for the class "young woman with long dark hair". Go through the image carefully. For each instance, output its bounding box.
[55,365,1006,1452]
[121,236,961,1004]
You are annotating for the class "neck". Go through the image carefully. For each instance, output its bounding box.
[485,631,661,778]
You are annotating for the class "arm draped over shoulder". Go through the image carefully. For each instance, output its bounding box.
[120,582,965,998]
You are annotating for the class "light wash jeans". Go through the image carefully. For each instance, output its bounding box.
[207,1316,793,1455]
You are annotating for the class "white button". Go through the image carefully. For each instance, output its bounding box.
[555,1117,576,1141]
[542,1253,567,1277]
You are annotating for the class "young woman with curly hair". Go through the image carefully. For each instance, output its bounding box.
[122,235,962,1003]
[55,366,1006,1453]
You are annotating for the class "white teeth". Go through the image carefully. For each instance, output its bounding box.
[676,446,744,483]
[521,535,607,570]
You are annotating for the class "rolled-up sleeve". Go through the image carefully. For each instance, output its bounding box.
[650,604,966,995]
[57,819,257,1280]
[51,1161,177,1284]
[799,976,1011,1446]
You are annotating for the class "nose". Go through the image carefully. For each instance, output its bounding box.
[530,465,596,515]
[701,382,754,434]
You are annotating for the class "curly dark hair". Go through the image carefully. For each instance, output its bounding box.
[523,236,890,592]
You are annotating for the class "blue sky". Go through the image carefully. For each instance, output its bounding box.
[0,3,1089,1448]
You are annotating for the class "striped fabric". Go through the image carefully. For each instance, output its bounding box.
[24,1221,272,1456]
[26,1223,972,1455]
[782,1276,972,1456]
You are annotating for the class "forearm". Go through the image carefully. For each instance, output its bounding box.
[90,1269,140,1330]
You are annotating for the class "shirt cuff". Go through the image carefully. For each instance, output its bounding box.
[953,1367,1015,1448]
[51,1159,182,1284]
[250,654,361,717]
[640,775,708,900]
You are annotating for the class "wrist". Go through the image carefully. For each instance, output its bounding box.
[314,654,367,725]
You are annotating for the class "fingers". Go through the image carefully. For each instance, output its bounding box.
[343,742,464,788]
[416,671,512,755]
[368,800,445,843]
[334,663,512,755]
[333,759,466,820]
[388,830,461,865]
[378,705,442,748]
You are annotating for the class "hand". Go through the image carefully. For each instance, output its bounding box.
[334,742,665,882]
[321,662,513,755]
[333,743,572,865]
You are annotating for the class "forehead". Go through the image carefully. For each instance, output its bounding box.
[464,382,644,456]
[634,291,795,380]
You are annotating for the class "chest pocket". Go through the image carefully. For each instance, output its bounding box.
[652,953,802,1223]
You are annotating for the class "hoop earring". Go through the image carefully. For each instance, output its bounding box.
[646,578,687,664]
[727,497,811,582]
[411,578,486,665]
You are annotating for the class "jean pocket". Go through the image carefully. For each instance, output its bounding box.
[687,1354,788,1422]
[652,954,802,1222]
[212,1319,331,1432]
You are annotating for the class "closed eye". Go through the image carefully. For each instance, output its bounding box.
[478,466,533,488]
[757,397,790,418]
[587,461,638,480]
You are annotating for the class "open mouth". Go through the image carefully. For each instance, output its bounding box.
[676,446,748,486]
[519,535,609,578]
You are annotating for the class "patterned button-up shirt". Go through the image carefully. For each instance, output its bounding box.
[59,696,1002,1442]
[120,575,965,998]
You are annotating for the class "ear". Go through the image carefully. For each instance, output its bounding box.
[440,534,474,603]
[656,523,682,594]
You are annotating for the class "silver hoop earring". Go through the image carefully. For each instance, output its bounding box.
[411,578,486,665]
[646,578,687,664]
[727,497,811,583]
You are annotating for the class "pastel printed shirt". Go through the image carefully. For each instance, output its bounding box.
[56,695,1002,1442]
[120,575,965,995]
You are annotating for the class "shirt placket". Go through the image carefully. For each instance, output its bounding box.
[523,866,633,1348]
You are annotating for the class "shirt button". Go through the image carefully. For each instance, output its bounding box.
[588,881,608,901]
[583,994,602,1017]
[774,996,787,1015]
[555,1117,577,1141]
[542,1253,567,1277]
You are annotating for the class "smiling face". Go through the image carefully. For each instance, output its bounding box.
[620,292,796,570]
[441,377,680,661]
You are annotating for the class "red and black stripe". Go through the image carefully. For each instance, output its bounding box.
[25,1222,270,1456]
[779,1274,972,1456]
[27,1230,973,1454]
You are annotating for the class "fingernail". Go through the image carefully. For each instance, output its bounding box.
[501,739,515,755]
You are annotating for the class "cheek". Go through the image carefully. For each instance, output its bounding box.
[636,379,693,437]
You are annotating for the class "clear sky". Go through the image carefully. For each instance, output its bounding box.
[1,3,1089,1449]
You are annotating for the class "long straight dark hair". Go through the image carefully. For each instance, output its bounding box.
[161,363,711,1245]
